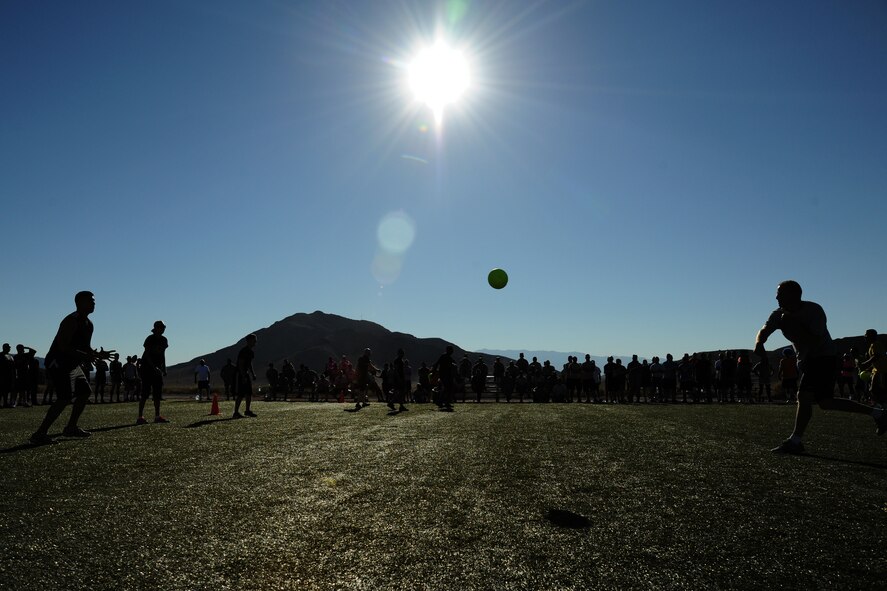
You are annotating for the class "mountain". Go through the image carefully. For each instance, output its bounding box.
[164,312,882,386]
[164,311,485,385]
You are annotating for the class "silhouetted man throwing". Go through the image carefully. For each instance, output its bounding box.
[137,321,169,424]
[30,291,115,445]
[755,280,886,454]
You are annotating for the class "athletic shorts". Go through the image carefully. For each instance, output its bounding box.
[141,371,163,397]
[236,377,252,396]
[798,356,836,402]
[197,380,210,390]
[48,367,91,402]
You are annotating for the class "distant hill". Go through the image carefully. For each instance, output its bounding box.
[164,311,488,385]
[165,313,882,386]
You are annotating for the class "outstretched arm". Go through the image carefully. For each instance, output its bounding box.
[754,324,775,357]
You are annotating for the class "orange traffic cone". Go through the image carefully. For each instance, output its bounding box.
[209,393,221,416]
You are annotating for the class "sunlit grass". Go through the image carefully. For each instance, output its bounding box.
[1,401,885,590]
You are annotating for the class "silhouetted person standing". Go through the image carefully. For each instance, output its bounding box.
[27,348,40,406]
[108,353,123,402]
[753,355,773,403]
[389,348,409,412]
[194,359,211,401]
[471,356,488,402]
[93,356,108,403]
[858,329,886,406]
[433,346,457,411]
[233,334,258,418]
[755,280,886,454]
[354,348,380,409]
[266,362,279,401]
[220,358,236,400]
[13,345,35,407]
[30,291,115,445]
[137,321,169,424]
[1,344,14,408]
[123,356,139,402]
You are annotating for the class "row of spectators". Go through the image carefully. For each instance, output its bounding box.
[255,346,875,406]
[2,343,877,408]
[0,345,153,407]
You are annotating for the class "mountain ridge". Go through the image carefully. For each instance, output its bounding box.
[164,310,497,385]
[164,311,879,385]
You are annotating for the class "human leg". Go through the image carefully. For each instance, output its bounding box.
[152,375,165,420]
[65,375,93,432]
[137,377,150,421]
[32,369,74,439]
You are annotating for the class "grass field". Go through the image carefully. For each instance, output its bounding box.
[1,400,885,590]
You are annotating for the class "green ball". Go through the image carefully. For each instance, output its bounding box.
[859,370,872,382]
[488,268,508,289]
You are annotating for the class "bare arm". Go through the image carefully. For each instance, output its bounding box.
[754,324,776,357]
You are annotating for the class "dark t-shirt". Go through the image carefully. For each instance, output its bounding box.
[435,353,456,380]
[236,346,254,382]
[109,359,122,379]
[357,354,372,378]
[392,356,406,385]
[763,301,836,363]
[142,333,168,374]
[45,311,94,372]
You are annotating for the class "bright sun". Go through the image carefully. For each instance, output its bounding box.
[408,41,470,124]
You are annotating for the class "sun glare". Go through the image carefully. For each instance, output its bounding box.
[408,41,470,124]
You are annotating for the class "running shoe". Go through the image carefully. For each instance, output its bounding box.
[770,439,805,455]
[154,416,170,424]
[62,426,91,438]
[29,432,55,446]
[136,417,148,425]
[244,410,257,418]
[232,412,244,419]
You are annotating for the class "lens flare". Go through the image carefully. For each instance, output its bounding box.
[377,211,416,254]
[371,250,403,285]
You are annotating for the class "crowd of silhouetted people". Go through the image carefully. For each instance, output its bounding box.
[0,346,159,408]
[2,345,878,411]
[204,347,879,408]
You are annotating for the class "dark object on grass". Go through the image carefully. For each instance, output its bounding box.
[544,509,591,529]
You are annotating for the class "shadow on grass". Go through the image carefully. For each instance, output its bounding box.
[803,453,887,470]
[1,442,58,453]
[90,423,142,433]
[184,417,236,428]
[1,434,82,453]
[544,509,591,529]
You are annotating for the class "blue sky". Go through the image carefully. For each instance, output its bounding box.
[2,0,885,365]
